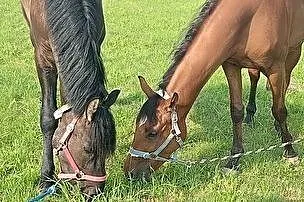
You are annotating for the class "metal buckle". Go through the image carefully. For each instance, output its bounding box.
[75,171,84,179]
[53,146,63,155]
[143,153,151,159]
[171,153,178,162]
[171,111,178,123]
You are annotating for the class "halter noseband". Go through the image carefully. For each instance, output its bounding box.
[53,105,107,182]
[129,90,183,162]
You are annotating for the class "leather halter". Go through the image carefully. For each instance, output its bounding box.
[129,90,183,161]
[53,105,107,182]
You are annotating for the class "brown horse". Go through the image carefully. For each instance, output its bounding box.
[124,0,304,180]
[21,0,120,197]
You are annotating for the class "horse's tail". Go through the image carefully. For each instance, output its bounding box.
[45,0,107,114]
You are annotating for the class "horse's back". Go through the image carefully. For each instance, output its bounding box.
[250,0,304,48]
[236,0,304,67]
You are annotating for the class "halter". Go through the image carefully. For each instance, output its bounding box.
[53,105,107,182]
[129,90,183,162]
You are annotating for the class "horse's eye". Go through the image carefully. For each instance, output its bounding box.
[147,131,157,139]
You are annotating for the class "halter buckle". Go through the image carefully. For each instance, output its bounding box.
[54,146,63,156]
[75,171,84,179]
[143,153,151,159]
[171,111,178,123]
[171,153,178,162]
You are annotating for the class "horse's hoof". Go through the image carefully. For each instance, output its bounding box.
[243,121,254,128]
[221,167,239,175]
[283,155,300,165]
[243,116,254,127]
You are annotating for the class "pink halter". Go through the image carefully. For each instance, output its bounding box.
[54,106,107,183]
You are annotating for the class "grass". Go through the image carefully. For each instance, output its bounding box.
[0,0,304,201]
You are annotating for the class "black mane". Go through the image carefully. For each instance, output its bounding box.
[46,0,107,115]
[46,0,116,160]
[159,0,218,89]
[90,106,116,166]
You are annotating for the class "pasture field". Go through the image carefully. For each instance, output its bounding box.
[1,0,304,201]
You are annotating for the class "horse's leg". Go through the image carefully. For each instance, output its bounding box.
[244,68,260,126]
[35,49,58,189]
[267,63,298,163]
[222,62,244,171]
[285,46,301,87]
[274,46,301,134]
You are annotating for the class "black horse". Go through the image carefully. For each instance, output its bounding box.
[21,0,120,197]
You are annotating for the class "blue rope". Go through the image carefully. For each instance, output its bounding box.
[28,184,57,202]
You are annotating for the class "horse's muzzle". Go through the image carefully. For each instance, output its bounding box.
[81,182,105,201]
[123,154,153,181]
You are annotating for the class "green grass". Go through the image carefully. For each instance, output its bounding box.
[1,0,304,201]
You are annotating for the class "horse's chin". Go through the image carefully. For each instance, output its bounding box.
[123,155,155,181]
[81,183,105,201]
[125,169,152,182]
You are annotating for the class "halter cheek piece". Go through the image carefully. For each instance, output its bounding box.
[53,104,107,182]
[129,90,184,162]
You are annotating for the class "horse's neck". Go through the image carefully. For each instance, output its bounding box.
[165,47,224,117]
[165,1,241,116]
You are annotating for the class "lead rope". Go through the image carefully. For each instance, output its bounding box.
[159,138,303,167]
[131,90,303,167]
[28,180,61,202]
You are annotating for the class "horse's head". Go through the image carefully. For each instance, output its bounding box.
[52,90,120,198]
[124,76,186,180]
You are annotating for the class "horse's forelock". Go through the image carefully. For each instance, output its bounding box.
[136,95,161,126]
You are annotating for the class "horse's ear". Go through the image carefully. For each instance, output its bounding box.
[138,76,155,98]
[169,92,179,108]
[86,98,100,122]
[103,89,120,108]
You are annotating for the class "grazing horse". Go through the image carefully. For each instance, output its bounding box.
[21,0,120,197]
[124,0,304,180]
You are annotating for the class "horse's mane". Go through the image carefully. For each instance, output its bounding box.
[46,0,107,115]
[46,0,116,158]
[90,106,116,166]
[159,0,218,89]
